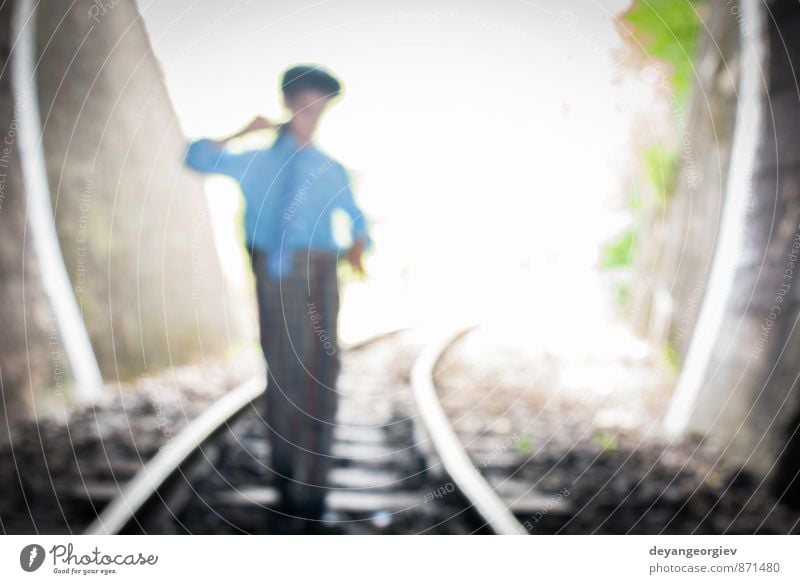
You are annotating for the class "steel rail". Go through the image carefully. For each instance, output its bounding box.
[84,375,265,535]
[83,328,406,534]
[410,326,528,535]
[85,326,529,535]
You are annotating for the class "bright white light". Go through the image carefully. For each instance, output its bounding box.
[138,0,653,353]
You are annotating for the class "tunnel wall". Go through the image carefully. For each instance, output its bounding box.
[662,0,800,506]
[628,1,739,364]
[34,0,229,380]
[0,3,52,436]
[742,0,800,504]
[0,0,232,439]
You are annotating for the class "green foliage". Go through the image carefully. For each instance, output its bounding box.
[601,228,637,269]
[644,143,679,204]
[593,428,619,452]
[515,434,533,456]
[601,1,704,318]
[621,0,704,100]
[615,282,631,309]
[602,185,642,270]
[662,343,681,376]
[626,182,644,214]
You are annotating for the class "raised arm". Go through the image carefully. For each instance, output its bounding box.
[184,116,281,179]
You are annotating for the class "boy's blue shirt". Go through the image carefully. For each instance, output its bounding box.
[184,128,371,278]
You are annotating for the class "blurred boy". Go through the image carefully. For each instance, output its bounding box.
[184,64,371,531]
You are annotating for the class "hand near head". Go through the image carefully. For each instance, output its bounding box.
[212,116,279,144]
[244,115,275,133]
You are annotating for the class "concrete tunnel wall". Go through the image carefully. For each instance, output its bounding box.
[35,0,231,379]
[658,0,800,506]
[0,0,232,434]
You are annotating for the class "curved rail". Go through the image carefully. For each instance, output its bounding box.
[83,328,407,534]
[85,326,528,535]
[11,0,104,400]
[410,326,528,535]
[83,376,265,535]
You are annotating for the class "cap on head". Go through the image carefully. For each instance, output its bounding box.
[281,64,342,100]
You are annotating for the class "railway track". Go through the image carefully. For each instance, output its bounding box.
[12,0,563,538]
[82,328,568,535]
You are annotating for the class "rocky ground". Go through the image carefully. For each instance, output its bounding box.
[434,324,800,534]
[0,332,456,535]
[0,356,262,534]
[3,323,798,535]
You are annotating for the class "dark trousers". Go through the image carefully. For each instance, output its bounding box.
[250,248,341,519]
